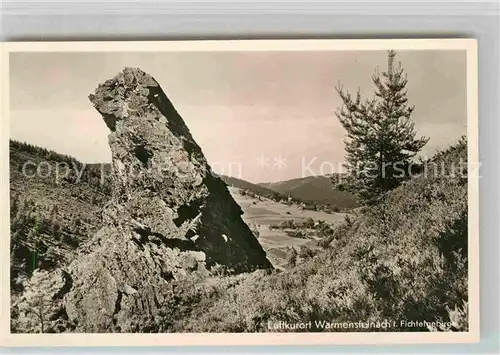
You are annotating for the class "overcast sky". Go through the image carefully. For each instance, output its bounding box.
[10,50,467,183]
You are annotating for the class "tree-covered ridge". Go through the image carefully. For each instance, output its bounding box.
[9,140,107,293]
[9,140,83,168]
[10,139,112,194]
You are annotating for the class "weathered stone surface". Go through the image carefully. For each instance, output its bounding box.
[61,67,272,332]
[11,269,74,333]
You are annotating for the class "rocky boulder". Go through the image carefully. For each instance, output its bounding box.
[60,67,272,332]
[11,269,74,333]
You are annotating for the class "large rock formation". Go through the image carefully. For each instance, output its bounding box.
[60,68,272,332]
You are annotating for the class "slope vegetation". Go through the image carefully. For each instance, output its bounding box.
[10,136,469,333]
[172,138,469,332]
[9,140,109,289]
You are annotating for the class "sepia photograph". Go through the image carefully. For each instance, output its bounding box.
[0,39,479,346]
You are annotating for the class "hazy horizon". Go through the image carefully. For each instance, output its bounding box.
[10,50,467,184]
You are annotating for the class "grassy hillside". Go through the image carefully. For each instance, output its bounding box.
[164,138,469,332]
[9,138,469,333]
[9,140,109,289]
[260,175,359,210]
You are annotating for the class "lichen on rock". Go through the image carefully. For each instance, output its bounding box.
[58,67,272,332]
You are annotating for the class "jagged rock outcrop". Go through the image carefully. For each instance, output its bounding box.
[61,67,272,332]
[11,269,75,333]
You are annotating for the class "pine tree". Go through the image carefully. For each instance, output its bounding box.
[334,50,429,204]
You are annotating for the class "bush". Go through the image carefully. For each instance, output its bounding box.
[302,218,315,229]
[280,220,296,229]
[269,220,297,230]
[285,248,298,268]
[298,245,317,259]
[285,230,306,239]
[315,220,334,238]
[304,204,317,211]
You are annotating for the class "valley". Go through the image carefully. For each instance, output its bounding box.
[228,186,349,268]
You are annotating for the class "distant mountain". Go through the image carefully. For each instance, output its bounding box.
[219,175,289,201]
[220,174,358,211]
[259,175,359,209]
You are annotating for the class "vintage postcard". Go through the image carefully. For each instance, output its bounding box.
[0,39,479,347]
